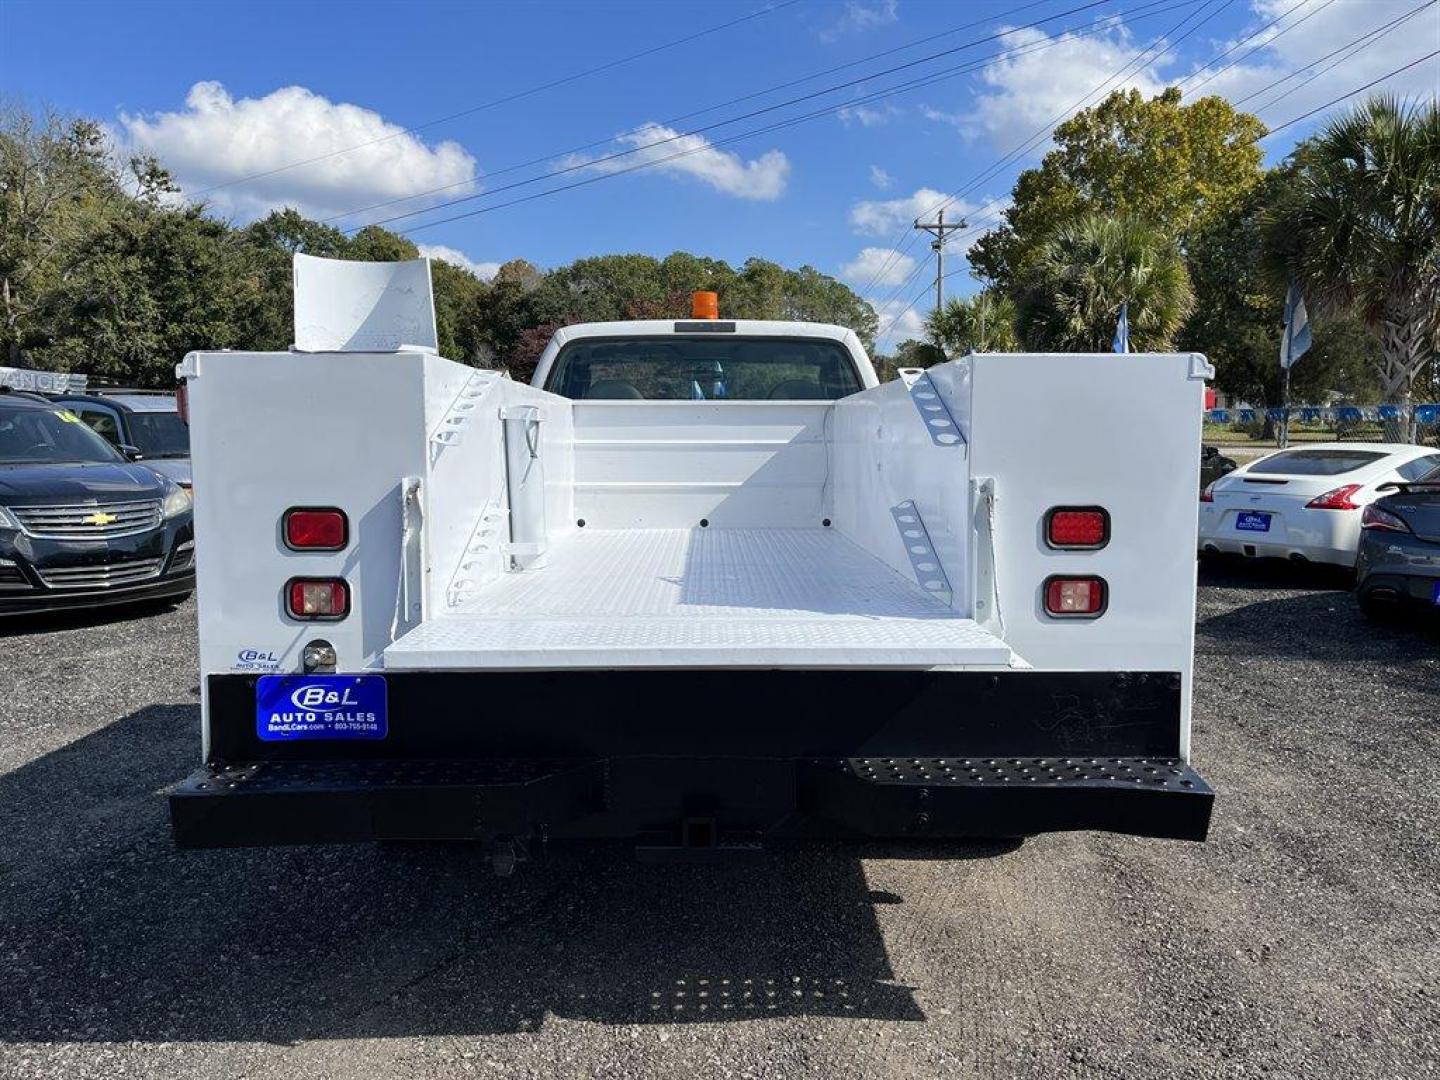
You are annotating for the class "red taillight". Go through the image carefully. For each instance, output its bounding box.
[1044,576,1107,618]
[1305,483,1364,510]
[1200,481,1215,503]
[1361,504,1410,532]
[286,578,349,620]
[1045,507,1109,549]
[284,507,348,550]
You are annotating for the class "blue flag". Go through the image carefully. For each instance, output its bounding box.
[1112,302,1130,353]
[1280,280,1311,370]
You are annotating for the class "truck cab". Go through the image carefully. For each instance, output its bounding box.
[169,257,1213,865]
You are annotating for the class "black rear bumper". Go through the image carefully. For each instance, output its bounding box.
[171,754,1212,849]
[171,670,1213,849]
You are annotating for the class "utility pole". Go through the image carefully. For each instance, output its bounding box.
[915,209,967,313]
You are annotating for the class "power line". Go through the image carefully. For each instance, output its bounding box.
[322,0,1071,224]
[388,47,1046,238]
[1177,0,1316,88]
[188,0,806,197]
[1238,0,1437,112]
[865,202,1010,319]
[358,0,1132,232]
[880,46,1440,342]
[1184,0,1339,94]
[1262,47,1440,136]
[862,0,1235,300]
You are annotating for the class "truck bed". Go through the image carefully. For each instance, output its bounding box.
[383,528,1013,670]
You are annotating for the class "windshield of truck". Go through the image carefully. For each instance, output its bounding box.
[126,410,190,458]
[1248,449,1386,476]
[0,403,125,465]
[546,337,863,400]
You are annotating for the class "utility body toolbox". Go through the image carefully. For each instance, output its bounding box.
[169,256,1214,863]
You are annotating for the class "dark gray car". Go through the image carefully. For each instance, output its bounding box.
[1355,466,1440,619]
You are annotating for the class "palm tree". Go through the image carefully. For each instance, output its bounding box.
[925,290,1020,356]
[1268,97,1440,414]
[1016,214,1194,352]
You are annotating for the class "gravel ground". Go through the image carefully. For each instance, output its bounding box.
[1,567,1437,1079]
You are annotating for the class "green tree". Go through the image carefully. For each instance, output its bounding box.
[1016,215,1194,352]
[1266,96,1440,408]
[925,290,1019,356]
[0,110,128,363]
[971,87,1266,288]
[1183,170,1378,404]
[428,257,488,363]
[234,210,352,350]
[37,202,254,384]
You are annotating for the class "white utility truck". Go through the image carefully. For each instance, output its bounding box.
[169,256,1214,866]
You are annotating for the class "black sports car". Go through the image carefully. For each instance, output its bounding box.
[1201,444,1237,492]
[0,390,194,615]
[1355,465,1440,619]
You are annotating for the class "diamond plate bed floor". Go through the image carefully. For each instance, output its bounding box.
[385,528,1013,670]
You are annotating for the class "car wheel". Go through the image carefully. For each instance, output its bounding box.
[1357,589,1403,623]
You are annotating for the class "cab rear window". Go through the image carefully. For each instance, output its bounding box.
[546,337,862,401]
[1248,449,1386,476]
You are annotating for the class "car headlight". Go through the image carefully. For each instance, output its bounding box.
[162,483,192,519]
[0,505,20,530]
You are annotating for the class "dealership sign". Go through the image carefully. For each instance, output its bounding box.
[0,367,89,393]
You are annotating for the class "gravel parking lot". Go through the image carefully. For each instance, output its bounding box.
[1,566,1437,1079]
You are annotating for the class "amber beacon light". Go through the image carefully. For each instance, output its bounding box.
[691,291,719,320]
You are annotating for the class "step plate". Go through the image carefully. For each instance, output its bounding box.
[170,758,605,848]
[802,756,1213,841]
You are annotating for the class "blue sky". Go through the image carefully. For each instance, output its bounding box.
[3,0,1436,345]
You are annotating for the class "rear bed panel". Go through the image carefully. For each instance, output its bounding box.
[964,353,1208,756]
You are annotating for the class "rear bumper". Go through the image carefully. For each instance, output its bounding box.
[1356,571,1440,607]
[171,670,1213,849]
[1356,533,1440,607]
[171,755,1212,848]
[1198,536,1352,566]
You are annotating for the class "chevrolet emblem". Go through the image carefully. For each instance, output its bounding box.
[82,511,118,526]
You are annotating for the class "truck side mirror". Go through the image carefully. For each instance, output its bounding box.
[119,443,144,461]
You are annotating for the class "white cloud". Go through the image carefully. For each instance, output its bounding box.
[416,244,500,281]
[841,247,918,288]
[1188,0,1440,129]
[870,295,926,348]
[848,188,995,241]
[869,165,893,189]
[850,187,949,235]
[918,104,967,130]
[577,121,789,200]
[964,22,1167,148]
[839,102,903,127]
[927,1,1436,157]
[820,0,899,42]
[120,81,478,220]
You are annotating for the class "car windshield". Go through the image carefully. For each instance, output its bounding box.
[0,403,124,465]
[126,410,189,458]
[546,337,863,401]
[1248,449,1386,476]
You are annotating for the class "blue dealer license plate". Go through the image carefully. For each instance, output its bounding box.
[1235,511,1272,532]
[256,675,388,742]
